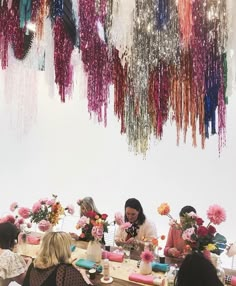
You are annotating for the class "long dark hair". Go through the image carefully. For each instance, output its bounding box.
[124,198,146,225]
[174,252,224,286]
[0,222,19,250]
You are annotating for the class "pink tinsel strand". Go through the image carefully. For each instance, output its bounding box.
[79,0,112,125]
[178,0,193,49]
[0,1,10,69]
[53,17,74,102]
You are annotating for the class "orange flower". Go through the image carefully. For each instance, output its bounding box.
[152,237,159,247]
[160,235,166,240]
[158,203,170,215]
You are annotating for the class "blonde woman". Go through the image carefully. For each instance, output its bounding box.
[70,197,101,242]
[22,232,92,286]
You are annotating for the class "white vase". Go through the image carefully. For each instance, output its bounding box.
[86,240,102,263]
[139,260,152,275]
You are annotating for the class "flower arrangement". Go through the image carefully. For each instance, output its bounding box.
[140,249,155,263]
[158,203,227,255]
[76,210,109,242]
[1,194,74,232]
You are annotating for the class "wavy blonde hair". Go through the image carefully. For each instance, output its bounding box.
[79,197,100,216]
[34,231,72,269]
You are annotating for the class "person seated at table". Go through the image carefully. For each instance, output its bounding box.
[174,252,224,286]
[114,198,157,249]
[22,231,93,286]
[0,222,32,286]
[164,205,197,258]
[70,196,105,243]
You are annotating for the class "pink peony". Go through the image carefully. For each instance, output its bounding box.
[18,207,31,219]
[120,222,132,230]
[38,220,52,232]
[32,201,42,213]
[207,204,226,225]
[114,212,124,226]
[10,202,18,212]
[5,215,16,224]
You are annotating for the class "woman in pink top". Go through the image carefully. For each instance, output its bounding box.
[164,205,196,258]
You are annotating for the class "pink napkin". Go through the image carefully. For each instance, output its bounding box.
[129,273,165,286]
[102,250,124,262]
[26,235,41,245]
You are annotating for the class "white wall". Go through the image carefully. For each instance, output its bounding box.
[0,2,236,269]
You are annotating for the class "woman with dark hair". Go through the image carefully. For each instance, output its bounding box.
[164,205,196,258]
[115,198,157,247]
[174,252,224,286]
[0,222,32,286]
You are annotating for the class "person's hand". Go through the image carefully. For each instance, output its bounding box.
[22,255,33,267]
[125,237,135,244]
[168,247,181,257]
[69,232,79,240]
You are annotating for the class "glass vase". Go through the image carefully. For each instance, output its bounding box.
[87,239,102,263]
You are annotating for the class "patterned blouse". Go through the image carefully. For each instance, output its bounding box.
[0,249,27,286]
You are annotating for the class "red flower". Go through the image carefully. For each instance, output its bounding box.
[208,225,216,235]
[196,217,204,226]
[86,211,97,218]
[101,214,108,220]
[197,226,208,237]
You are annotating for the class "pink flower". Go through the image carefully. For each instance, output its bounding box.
[10,202,18,212]
[114,212,124,225]
[182,227,195,242]
[92,225,104,240]
[140,250,154,263]
[15,217,24,225]
[32,201,42,213]
[76,216,88,228]
[38,220,52,232]
[46,199,55,206]
[66,204,75,215]
[18,207,31,219]
[27,222,32,228]
[207,205,226,225]
[5,215,16,224]
[120,222,132,230]
[39,198,48,204]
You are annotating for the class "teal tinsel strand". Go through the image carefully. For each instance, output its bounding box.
[19,0,32,29]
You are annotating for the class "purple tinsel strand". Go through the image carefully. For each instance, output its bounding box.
[79,0,111,125]
[191,0,206,98]
[54,17,74,101]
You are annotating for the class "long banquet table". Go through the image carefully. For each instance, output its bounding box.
[17,233,235,286]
